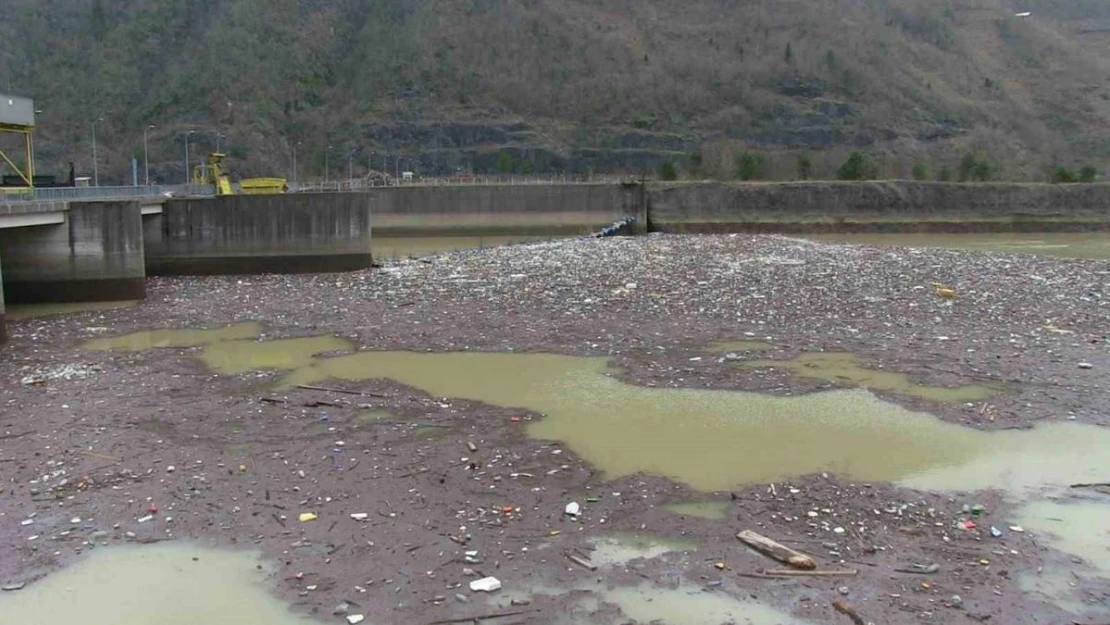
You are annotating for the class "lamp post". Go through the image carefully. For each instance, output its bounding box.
[184,130,196,184]
[347,149,354,185]
[91,117,104,187]
[215,132,225,153]
[325,145,332,183]
[142,125,155,186]
[292,141,301,187]
[0,49,14,93]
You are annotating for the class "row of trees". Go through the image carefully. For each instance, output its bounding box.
[659,150,1101,183]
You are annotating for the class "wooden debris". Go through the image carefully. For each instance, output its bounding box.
[736,530,816,570]
[425,608,539,625]
[895,563,939,574]
[296,384,387,398]
[764,569,857,577]
[80,451,121,462]
[564,551,597,571]
[832,600,868,625]
[1070,482,1110,489]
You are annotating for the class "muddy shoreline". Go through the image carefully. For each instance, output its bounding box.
[1,234,1107,624]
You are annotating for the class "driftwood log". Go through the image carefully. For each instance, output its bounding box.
[736,530,817,570]
[832,600,868,625]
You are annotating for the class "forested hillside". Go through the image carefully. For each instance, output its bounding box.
[1,0,1108,183]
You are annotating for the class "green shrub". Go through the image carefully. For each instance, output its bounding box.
[687,149,704,176]
[837,151,876,180]
[958,153,991,182]
[1051,166,1077,183]
[735,152,765,181]
[911,162,929,181]
[1079,165,1097,183]
[658,158,678,181]
[796,153,813,180]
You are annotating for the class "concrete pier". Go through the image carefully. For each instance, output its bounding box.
[144,193,374,275]
[0,200,146,304]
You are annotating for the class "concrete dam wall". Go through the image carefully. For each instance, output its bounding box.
[647,181,1110,232]
[368,183,643,237]
[145,193,374,275]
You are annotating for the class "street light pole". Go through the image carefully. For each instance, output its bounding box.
[325,145,332,183]
[347,150,353,184]
[184,130,195,184]
[215,132,225,153]
[292,142,300,186]
[91,117,104,187]
[143,125,154,186]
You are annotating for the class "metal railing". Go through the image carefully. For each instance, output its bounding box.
[2,174,626,205]
[0,184,214,204]
[291,173,625,193]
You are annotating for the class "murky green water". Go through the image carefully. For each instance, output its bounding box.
[1015,497,1110,618]
[741,352,997,402]
[84,330,1110,493]
[708,341,775,353]
[83,322,262,351]
[272,349,1109,492]
[372,236,549,259]
[1015,498,1110,578]
[588,533,697,567]
[602,583,815,625]
[201,336,354,374]
[489,580,812,625]
[0,545,319,625]
[664,501,731,520]
[808,232,1110,260]
[5,300,140,321]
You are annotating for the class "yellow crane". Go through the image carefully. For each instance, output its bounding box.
[192,152,288,195]
[192,152,233,195]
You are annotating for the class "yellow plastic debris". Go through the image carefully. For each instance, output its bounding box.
[299,512,318,522]
[932,282,957,299]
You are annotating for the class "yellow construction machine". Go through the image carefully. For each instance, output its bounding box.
[192,152,287,195]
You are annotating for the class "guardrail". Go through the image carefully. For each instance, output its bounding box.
[0,184,215,204]
[2,175,630,205]
[291,174,627,193]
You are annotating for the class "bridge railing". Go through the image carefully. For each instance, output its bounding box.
[291,174,625,193]
[0,184,215,204]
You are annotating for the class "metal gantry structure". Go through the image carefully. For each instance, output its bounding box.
[0,92,35,189]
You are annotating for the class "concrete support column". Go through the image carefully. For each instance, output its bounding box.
[0,200,146,304]
[0,253,6,344]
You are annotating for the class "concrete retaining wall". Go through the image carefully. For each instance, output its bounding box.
[146,193,374,275]
[368,183,643,237]
[0,200,146,303]
[648,181,1110,232]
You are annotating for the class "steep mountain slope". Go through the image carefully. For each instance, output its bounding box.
[1,0,1108,183]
